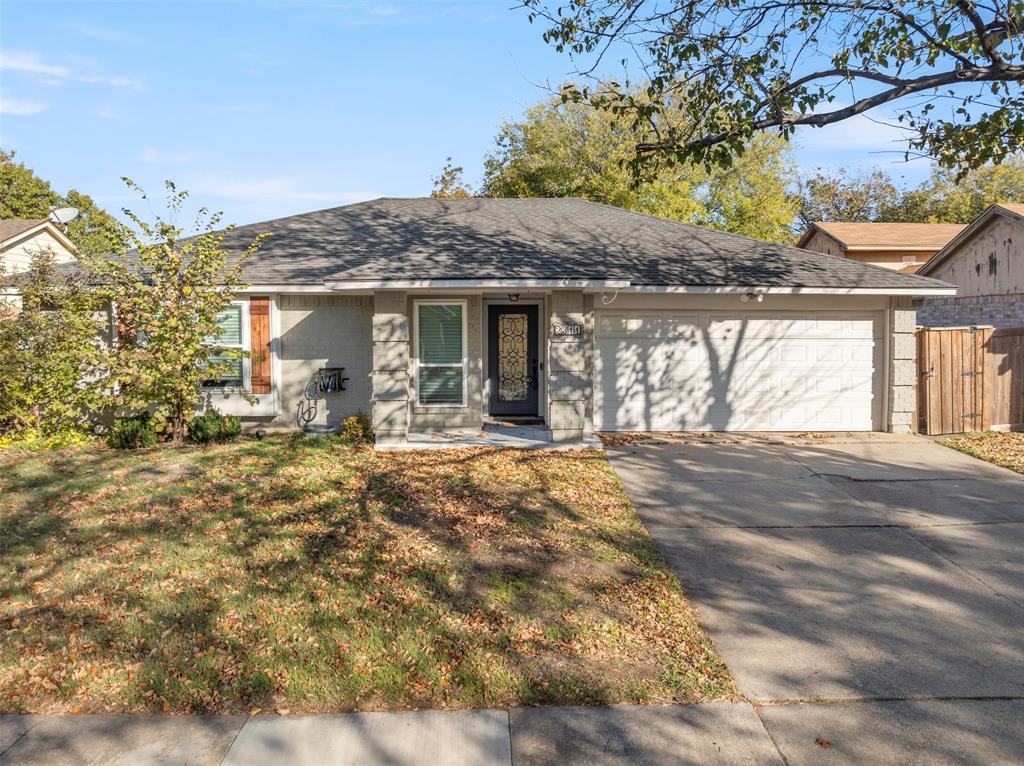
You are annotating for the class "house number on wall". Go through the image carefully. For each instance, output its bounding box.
[551,323,583,337]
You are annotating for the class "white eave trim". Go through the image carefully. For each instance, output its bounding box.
[237,284,335,294]
[324,278,633,291]
[844,244,952,252]
[621,285,957,296]
[242,280,955,298]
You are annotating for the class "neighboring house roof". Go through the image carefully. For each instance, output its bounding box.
[0,218,77,254]
[797,222,967,252]
[918,202,1024,277]
[0,219,49,246]
[210,197,951,293]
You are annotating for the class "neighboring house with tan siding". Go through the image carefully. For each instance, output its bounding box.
[916,203,1024,328]
[0,219,77,274]
[797,222,966,273]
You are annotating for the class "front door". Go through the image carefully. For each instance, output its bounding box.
[488,304,539,417]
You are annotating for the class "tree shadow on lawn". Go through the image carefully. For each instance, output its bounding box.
[0,437,732,714]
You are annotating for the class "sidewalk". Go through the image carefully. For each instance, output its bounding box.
[0,702,777,766]
[3,697,1023,765]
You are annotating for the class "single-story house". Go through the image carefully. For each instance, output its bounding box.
[0,219,77,274]
[915,203,1024,328]
[797,222,966,274]
[200,198,954,446]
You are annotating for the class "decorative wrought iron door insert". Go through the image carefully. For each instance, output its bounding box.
[488,304,539,416]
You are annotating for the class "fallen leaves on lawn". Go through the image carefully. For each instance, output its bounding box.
[0,437,736,714]
[944,432,1024,475]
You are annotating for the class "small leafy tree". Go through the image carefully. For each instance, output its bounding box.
[0,251,107,437]
[87,180,268,443]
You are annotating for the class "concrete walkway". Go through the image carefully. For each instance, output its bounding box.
[4,698,1023,765]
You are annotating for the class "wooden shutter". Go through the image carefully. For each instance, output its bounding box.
[249,297,272,394]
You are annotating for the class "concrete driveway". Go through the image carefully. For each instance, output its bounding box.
[608,433,1024,764]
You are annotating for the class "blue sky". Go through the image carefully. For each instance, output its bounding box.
[1,0,935,227]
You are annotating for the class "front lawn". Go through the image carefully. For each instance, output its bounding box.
[0,436,734,713]
[943,431,1024,475]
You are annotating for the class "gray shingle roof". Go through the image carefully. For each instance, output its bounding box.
[214,197,952,290]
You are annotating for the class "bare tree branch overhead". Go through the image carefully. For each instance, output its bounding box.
[521,0,1024,173]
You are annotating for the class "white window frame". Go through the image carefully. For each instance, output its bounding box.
[204,299,252,392]
[414,299,468,408]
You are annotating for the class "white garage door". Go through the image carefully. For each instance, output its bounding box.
[593,310,883,432]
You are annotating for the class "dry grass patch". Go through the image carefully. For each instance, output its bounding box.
[0,435,734,714]
[943,431,1024,475]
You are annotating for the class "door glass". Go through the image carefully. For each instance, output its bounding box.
[497,313,529,402]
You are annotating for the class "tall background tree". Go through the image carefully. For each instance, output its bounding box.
[898,154,1024,221]
[798,154,1024,227]
[0,150,124,259]
[797,169,904,229]
[430,157,473,198]
[84,180,268,443]
[480,95,799,242]
[523,0,1024,175]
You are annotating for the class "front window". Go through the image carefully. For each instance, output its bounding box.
[204,303,245,387]
[416,302,466,406]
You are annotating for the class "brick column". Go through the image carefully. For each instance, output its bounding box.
[547,290,592,442]
[888,297,917,433]
[371,291,410,445]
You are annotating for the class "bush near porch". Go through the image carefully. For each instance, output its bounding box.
[0,436,734,713]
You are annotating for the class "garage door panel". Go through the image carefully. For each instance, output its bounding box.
[594,310,882,432]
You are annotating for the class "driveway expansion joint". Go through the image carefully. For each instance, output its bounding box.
[216,713,249,766]
[751,704,791,766]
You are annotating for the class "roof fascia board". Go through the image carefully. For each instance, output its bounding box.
[794,224,822,249]
[237,285,334,294]
[845,244,948,252]
[621,285,957,296]
[917,205,1007,276]
[324,278,633,291]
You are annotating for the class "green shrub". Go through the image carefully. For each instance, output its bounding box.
[0,428,94,452]
[187,408,242,444]
[106,414,158,449]
[341,410,374,444]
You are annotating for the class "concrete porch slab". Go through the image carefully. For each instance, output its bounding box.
[383,423,602,451]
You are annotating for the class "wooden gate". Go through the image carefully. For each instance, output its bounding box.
[988,327,1024,430]
[917,327,992,435]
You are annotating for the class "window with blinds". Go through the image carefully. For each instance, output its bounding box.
[204,303,245,387]
[417,302,466,406]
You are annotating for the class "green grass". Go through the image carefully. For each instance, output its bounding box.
[944,431,1024,475]
[0,434,735,714]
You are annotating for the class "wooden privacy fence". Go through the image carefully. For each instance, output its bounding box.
[917,326,1024,435]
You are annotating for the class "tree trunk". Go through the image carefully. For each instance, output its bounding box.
[170,396,185,443]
